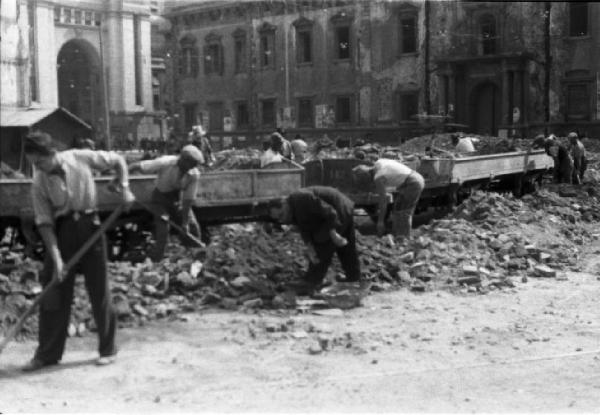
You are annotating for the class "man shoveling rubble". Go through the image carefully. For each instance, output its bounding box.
[21,131,135,371]
[352,159,424,238]
[268,186,361,295]
[129,145,205,261]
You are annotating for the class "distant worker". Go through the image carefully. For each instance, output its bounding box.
[544,137,574,184]
[22,130,135,371]
[268,186,361,294]
[260,138,283,168]
[129,145,205,261]
[451,133,479,153]
[290,134,308,163]
[568,132,587,184]
[352,159,424,238]
[271,130,293,159]
[189,125,215,167]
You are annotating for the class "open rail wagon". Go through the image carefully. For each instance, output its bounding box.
[0,161,304,257]
[303,149,554,219]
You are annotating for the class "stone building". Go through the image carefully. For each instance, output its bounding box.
[1,0,156,149]
[164,0,599,143]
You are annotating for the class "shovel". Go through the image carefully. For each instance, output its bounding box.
[107,182,205,248]
[0,204,125,355]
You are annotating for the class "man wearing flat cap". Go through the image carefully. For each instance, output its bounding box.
[352,159,424,238]
[129,145,204,261]
[22,130,135,371]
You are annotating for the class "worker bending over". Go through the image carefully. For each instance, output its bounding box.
[268,186,361,294]
[544,137,574,184]
[22,131,134,371]
[451,133,479,154]
[353,159,424,238]
[129,145,204,261]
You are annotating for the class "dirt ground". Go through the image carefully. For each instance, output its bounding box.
[1,233,599,413]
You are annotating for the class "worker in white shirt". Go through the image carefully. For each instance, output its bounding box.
[451,133,479,153]
[352,159,424,238]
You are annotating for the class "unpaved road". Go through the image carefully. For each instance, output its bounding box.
[1,244,600,412]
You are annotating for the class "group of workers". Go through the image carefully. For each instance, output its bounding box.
[20,127,424,372]
[23,126,586,373]
[260,128,308,167]
[537,132,587,185]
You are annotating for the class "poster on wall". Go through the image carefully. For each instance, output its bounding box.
[315,104,335,128]
[223,116,233,132]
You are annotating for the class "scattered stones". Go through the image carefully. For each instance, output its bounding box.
[533,265,557,278]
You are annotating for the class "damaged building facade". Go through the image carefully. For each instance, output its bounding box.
[1,0,157,149]
[165,0,600,143]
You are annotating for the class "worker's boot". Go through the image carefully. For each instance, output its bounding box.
[391,210,412,239]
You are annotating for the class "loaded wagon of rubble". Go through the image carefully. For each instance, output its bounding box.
[304,149,554,219]
[0,161,304,258]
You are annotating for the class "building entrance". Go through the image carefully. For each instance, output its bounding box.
[471,82,501,136]
[57,39,103,139]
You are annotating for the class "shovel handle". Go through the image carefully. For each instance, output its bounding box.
[0,205,124,354]
[136,200,205,248]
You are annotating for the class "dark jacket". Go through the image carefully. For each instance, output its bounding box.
[287,186,354,244]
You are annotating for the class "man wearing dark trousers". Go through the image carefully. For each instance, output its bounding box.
[22,131,135,371]
[269,186,361,294]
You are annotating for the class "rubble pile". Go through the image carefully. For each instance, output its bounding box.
[209,148,263,170]
[2,185,599,339]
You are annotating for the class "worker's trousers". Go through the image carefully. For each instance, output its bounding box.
[392,172,425,238]
[305,221,361,285]
[150,189,201,261]
[35,214,116,363]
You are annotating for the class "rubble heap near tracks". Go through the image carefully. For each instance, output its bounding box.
[2,180,599,339]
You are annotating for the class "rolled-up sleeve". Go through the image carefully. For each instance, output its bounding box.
[139,156,175,174]
[31,178,54,227]
[182,169,200,201]
[74,149,121,171]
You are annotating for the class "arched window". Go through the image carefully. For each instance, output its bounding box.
[179,36,198,77]
[479,14,497,55]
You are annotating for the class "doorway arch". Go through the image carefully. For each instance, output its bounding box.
[470,82,501,135]
[57,39,103,138]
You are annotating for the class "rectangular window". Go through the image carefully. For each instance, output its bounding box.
[208,102,224,131]
[261,99,276,127]
[335,26,351,60]
[260,33,275,69]
[234,37,246,73]
[236,101,249,129]
[399,93,419,121]
[298,98,313,127]
[204,43,221,75]
[184,103,198,132]
[94,12,102,26]
[335,96,352,123]
[566,84,590,121]
[64,8,72,24]
[54,7,60,22]
[569,2,588,37]
[400,16,417,54]
[74,10,82,25]
[84,11,92,26]
[297,30,312,64]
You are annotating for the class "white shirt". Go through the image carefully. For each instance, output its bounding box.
[455,137,478,153]
[373,159,413,189]
[139,156,200,201]
[260,149,283,167]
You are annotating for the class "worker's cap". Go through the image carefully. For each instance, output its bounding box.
[24,130,56,156]
[567,132,578,139]
[180,144,205,165]
[534,134,545,140]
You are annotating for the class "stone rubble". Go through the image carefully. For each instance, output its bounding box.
[1,166,599,340]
